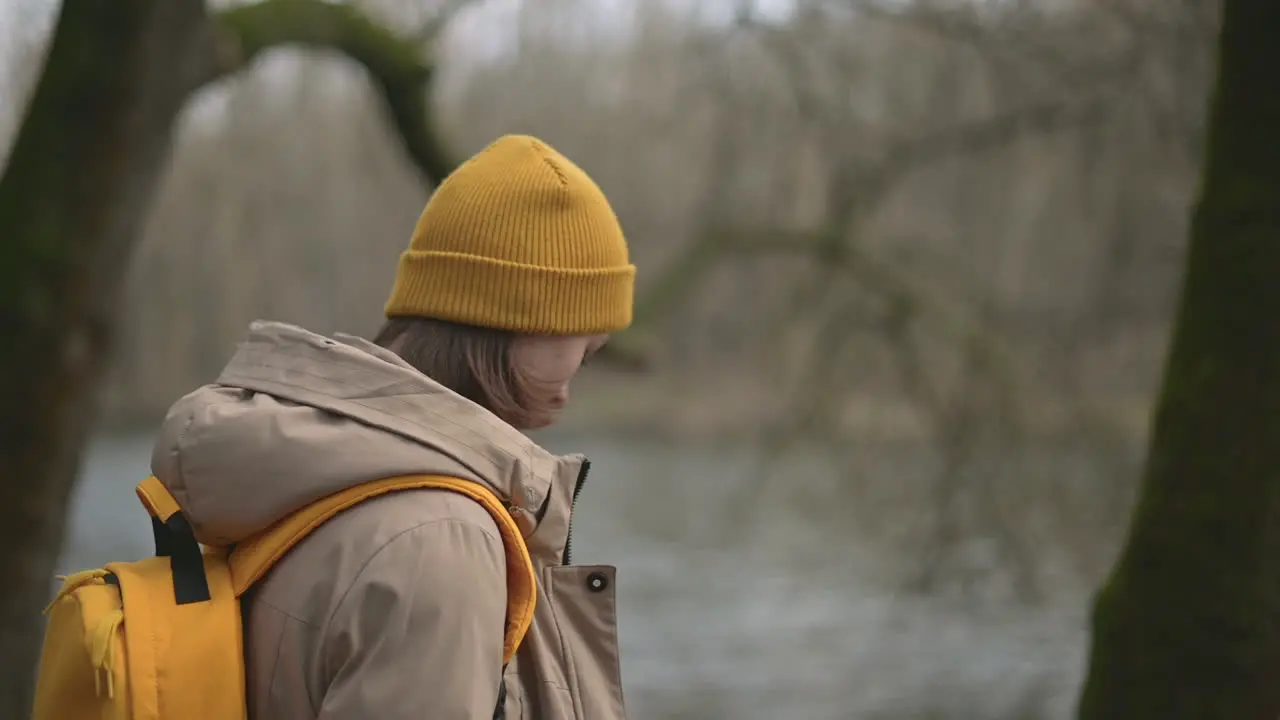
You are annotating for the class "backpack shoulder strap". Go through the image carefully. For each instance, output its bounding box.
[227,475,537,663]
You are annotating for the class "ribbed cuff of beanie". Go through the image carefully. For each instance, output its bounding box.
[385,250,636,334]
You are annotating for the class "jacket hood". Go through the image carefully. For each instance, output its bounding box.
[150,321,584,553]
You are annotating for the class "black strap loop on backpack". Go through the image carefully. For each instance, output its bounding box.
[492,663,508,719]
[493,677,507,719]
[152,512,211,605]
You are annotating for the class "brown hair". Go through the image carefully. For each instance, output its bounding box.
[373,317,535,427]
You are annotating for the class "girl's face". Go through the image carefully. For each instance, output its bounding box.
[510,334,609,429]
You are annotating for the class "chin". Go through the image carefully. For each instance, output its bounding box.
[522,412,559,431]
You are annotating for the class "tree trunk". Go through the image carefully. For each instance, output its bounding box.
[1078,1,1280,718]
[0,1,462,712]
[0,0,212,715]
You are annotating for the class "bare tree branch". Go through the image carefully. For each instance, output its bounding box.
[208,0,468,186]
[414,0,476,43]
[854,95,1111,206]
[598,91,1108,371]
[848,0,1144,90]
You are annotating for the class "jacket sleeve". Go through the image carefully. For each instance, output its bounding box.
[317,518,508,719]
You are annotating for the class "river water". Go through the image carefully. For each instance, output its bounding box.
[62,430,1102,719]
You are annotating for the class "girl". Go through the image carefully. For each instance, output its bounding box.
[151,135,634,718]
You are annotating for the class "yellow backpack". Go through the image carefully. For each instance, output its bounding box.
[31,474,536,720]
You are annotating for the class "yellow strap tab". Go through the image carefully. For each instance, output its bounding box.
[45,569,110,613]
[136,477,182,522]
[228,475,537,664]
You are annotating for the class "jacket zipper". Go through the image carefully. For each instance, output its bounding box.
[561,459,591,565]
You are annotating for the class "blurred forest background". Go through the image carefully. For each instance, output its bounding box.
[0,0,1219,717]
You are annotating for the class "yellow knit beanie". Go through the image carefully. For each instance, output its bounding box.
[385,135,635,334]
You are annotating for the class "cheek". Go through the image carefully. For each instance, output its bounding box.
[510,337,593,419]
[520,366,578,420]
[515,344,584,383]
[519,376,571,429]
[527,368,574,407]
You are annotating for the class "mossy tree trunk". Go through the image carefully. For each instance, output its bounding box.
[210,0,456,186]
[0,0,458,714]
[0,0,212,714]
[1078,1,1280,718]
